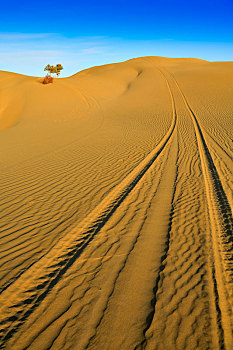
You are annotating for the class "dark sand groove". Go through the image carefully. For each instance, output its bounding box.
[171,73,233,349]
[87,130,178,350]
[141,64,214,350]
[0,80,176,346]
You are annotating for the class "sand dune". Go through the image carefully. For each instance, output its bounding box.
[0,57,232,349]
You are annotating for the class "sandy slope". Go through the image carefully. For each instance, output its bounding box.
[0,57,232,349]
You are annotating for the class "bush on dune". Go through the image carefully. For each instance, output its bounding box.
[43,75,54,84]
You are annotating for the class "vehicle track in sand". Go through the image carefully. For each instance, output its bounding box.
[142,64,233,350]
[0,74,176,348]
[114,62,213,350]
[170,72,233,349]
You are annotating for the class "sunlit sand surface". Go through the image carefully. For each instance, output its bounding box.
[0,57,232,349]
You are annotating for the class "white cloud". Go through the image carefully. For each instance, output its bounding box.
[0,33,116,76]
[0,33,232,77]
[80,47,105,54]
[0,32,57,40]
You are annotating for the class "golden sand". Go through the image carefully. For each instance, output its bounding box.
[0,57,232,349]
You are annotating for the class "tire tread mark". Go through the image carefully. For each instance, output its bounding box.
[0,79,176,346]
[170,72,233,350]
[134,64,178,349]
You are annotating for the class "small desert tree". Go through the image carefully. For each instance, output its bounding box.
[44,64,63,77]
[55,64,64,77]
[44,64,52,76]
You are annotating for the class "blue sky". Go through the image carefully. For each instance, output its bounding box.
[0,0,233,76]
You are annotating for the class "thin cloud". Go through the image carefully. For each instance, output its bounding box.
[0,32,57,40]
[0,34,232,77]
[81,47,105,54]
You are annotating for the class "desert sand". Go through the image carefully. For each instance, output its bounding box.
[0,56,232,349]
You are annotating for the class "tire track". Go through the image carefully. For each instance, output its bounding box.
[0,77,176,347]
[134,61,224,349]
[133,63,212,349]
[85,129,178,350]
[7,142,171,350]
[170,72,233,349]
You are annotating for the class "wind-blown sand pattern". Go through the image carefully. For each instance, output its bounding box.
[0,57,232,349]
